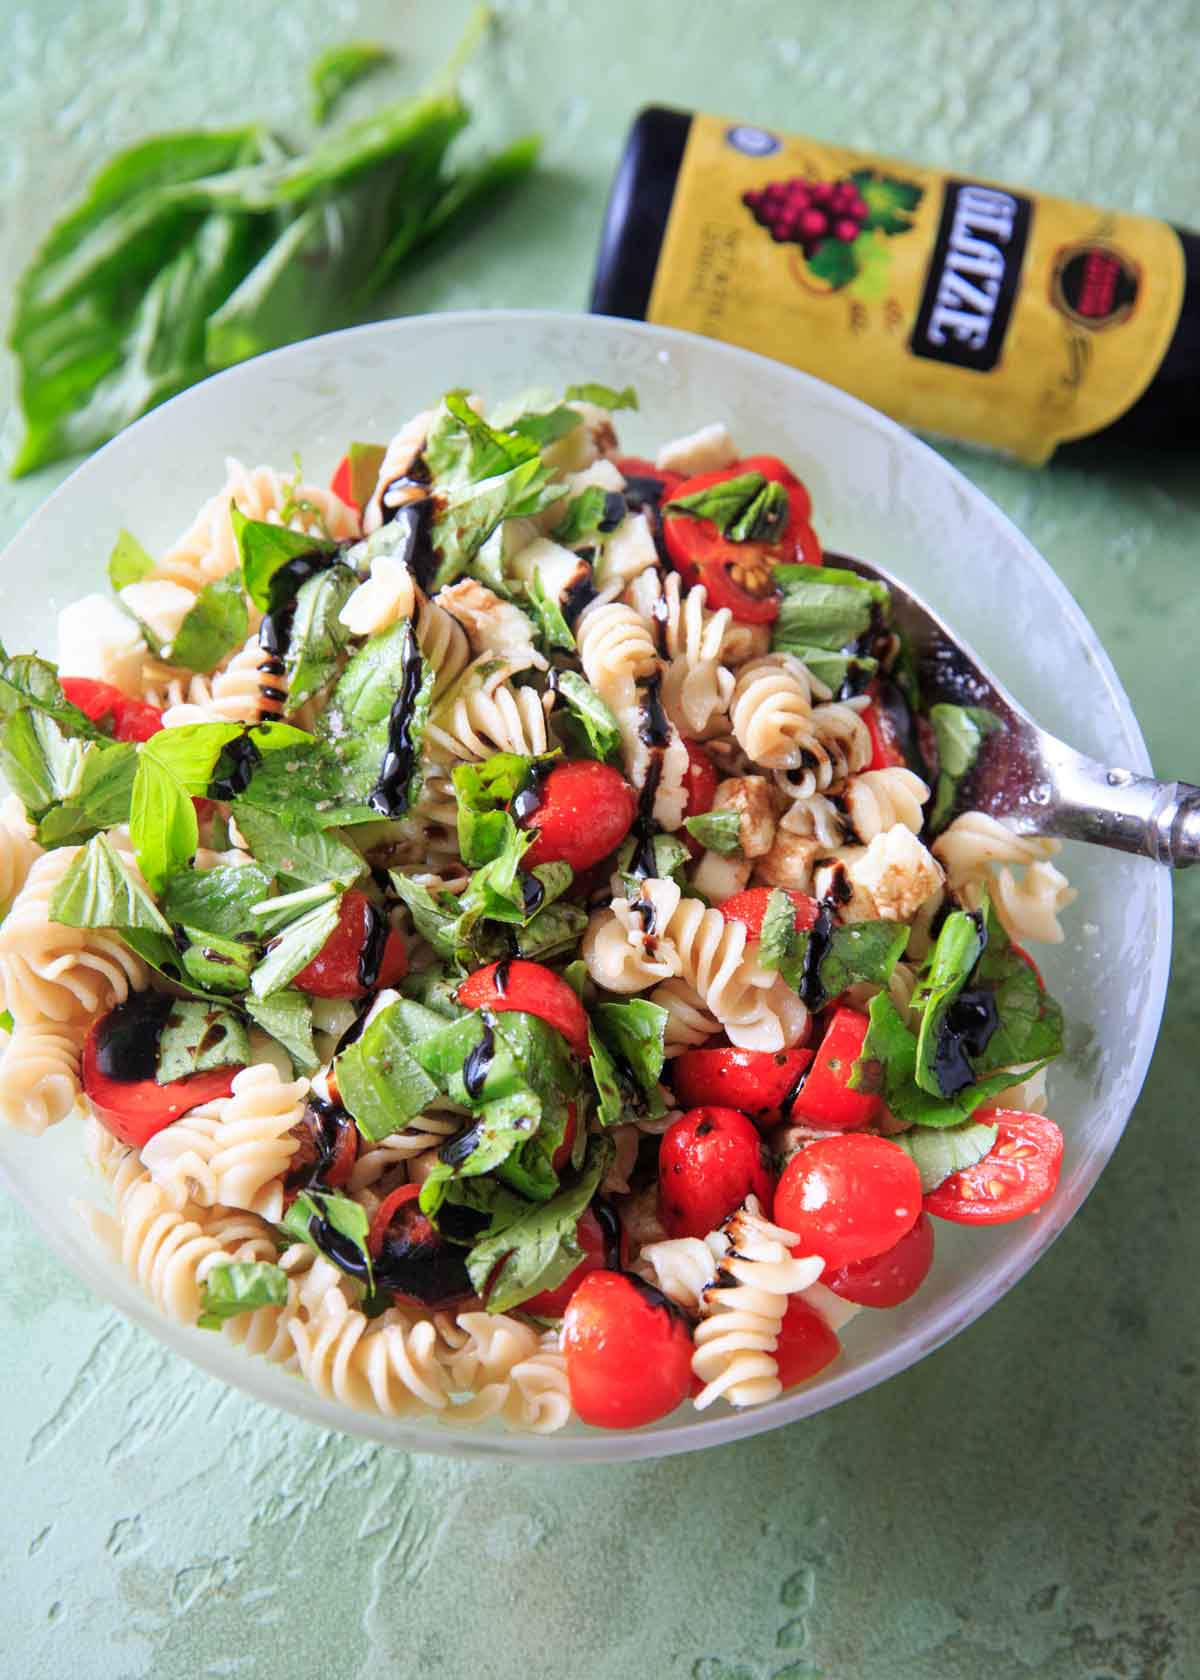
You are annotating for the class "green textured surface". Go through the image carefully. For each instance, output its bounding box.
[1,2,1198,1676]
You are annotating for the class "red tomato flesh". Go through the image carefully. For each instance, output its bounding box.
[517,760,637,873]
[60,677,164,743]
[788,1006,879,1132]
[774,1134,923,1269]
[330,453,356,511]
[719,886,819,942]
[613,457,684,499]
[522,1207,608,1317]
[924,1112,1064,1225]
[457,959,591,1060]
[671,1047,814,1125]
[825,1211,935,1307]
[681,739,720,859]
[562,1270,695,1428]
[774,1297,842,1389]
[82,1017,241,1150]
[292,890,407,1000]
[862,687,907,772]
[657,1106,775,1240]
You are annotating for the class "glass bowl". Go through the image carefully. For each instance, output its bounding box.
[0,310,1171,1461]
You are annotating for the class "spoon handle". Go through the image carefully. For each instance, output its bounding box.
[1046,754,1200,867]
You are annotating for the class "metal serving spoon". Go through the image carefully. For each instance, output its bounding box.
[831,552,1200,868]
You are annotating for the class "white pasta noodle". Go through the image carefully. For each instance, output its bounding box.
[933,812,1076,944]
[627,569,734,735]
[426,656,554,762]
[436,577,548,673]
[0,847,146,1024]
[363,410,434,534]
[440,1309,540,1393]
[446,1329,571,1434]
[0,1017,86,1134]
[345,1113,462,1193]
[0,799,43,915]
[841,767,930,843]
[290,1292,452,1417]
[575,598,658,704]
[768,696,873,801]
[610,680,691,830]
[690,1200,826,1409]
[637,1234,718,1310]
[730,654,828,768]
[337,554,470,697]
[139,1063,309,1221]
[649,978,721,1057]
[161,633,284,727]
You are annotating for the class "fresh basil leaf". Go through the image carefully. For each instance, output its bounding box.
[772,564,889,654]
[587,1025,623,1129]
[425,391,540,486]
[309,41,393,125]
[335,998,440,1143]
[198,1261,289,1330]
[525,572,575,654]
[160,861,275,936]
[231,507,338,613]
[418,1091,544,1215]
[283,562,358,707]
[464,1135,613,1312]
[156,999,251,1082]
[178,929,258,995]
[120,928,229,1002]
[48,831,172,934]
[0,1011,12,1035]
[913,909,986,1096]
[728,479,790,544]
[249,888,342,998]
[684,809,742,856]
[169,571,249,675]
[430,456,559,589]
[665,471,766,537]
[513,901,589,962]
[229,800,364,888]
[0,711,86,813]
[893,1120,1000,1193]
[243,988,319,1077]
[592,998,668,1106]
[770,644,878,692]
[511,406,581,448]
[450,751,546,866]
[281,1189,373,1288]
[430,1175,532,1244]
[616,831,690,896]
[388,872,463,961]
[233,737,377,833]
[550,486,627,547]
[759,892,909,1007]
[849,992,1039,1128]
[324,615,412,733]
[562,959,588,1000]
[758,888,798,972]
[319,619,433,818]
[107,529,155,590]
[34,741,137,848]
[563,383,638,410]
[554,669,621,763]
[397,971,467,1022]
[0,648,106,740]
[928,703,1002,833]
[961,897,1065,1073]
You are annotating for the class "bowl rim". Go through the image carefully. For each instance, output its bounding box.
[0,307,1172,1462]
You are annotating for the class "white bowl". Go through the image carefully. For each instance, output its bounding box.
[0,310,1171,1461]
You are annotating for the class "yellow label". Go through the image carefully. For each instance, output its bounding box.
[646,115,1186,464]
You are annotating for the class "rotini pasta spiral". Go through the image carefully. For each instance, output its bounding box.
[362,409,434,535]
[0,1017,86,1134]
[139,1063,309,1221]
[161,633,285,728]
[932,812,1076,943]
[446,1330,571,1433]
[627,568,735,734]
[0,847,146,1024]
[0,799,42,915]
[841,767,930,843]
[730,654,827,768]
[426,657,554,762]
[289,1292,452,1417]
[575,598,658,704]
[337,554,470,697]
[345,1113,462,1193]
[649,978,721,1057]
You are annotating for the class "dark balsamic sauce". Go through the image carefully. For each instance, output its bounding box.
[439,1120,487,1168]
[368,627,425,817]
[258,551,339,661]
[519,873,545,916]
[511,760,550,826]
[94,994,175,1082]
[308,1213,371,1282]
[598,490,628,532]
[649,588,670,657]
[561,569,599,628]
[632,894,657,938]
[493,958,513,997]
[378,460,437,591]
[334,1000,373,1055]
[637,674,671,748]
[933,989,1000,1096]
[777,1065,810,1124]
[287,1096,356,1192]
[592,1197,623,1269]
[623,1270,690,1322]
[797,901,838,1010]
[356,903,391,992]
[462,1016,496,1101]
[621,473,668,512]
[209,733,263,800]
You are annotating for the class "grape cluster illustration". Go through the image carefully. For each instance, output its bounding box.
[741,177,869,258]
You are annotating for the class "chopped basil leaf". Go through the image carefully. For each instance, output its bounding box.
[0,647,106,740]
[0,711,87,814]
[616,831,690,895]
[554,669,621,762]
[308,41,393,125]
[771,644,878,692]
[243,988,319,1076]
[912,909,986,1096]
[430,456,559,590]
[592,998,668,1111]
[551,485,623,547]
[281,1188,373,1288]
[231,506,338,613]
[510,405,582,448]
[419,1091,545,1214]
[229,801,365,889]
[47,831,172,934]
[892,1120,1000,1193]
[728,479,790,544]
[772,564,888,654]
[563,382,638,410]
[759,889,909,1006]
[284,562,358,707]
[664,471,766,537]
[33,740,138,849]
[397,971,467,1022]
[249,886,343,998]
[451,750,551,866]
[758,888,798,972]
[389,872,463,961]
[464,1135,613,1313]
[169,572,249,674]
[525,572,575,654]
[562,959,588,1000]
[178,929,257,995]
[683,809,742,855]
[512,901,589,962]
[160,861,274,936]
[156,999,251,1082]
[957,896,1064,1074]
[107,529,155,591]
[119,928,230,1003]
[927,703,1002,833]
[425,391,540,487]
[198,1261,289,1330]
[335,998,440,1143]
[587,1025,623,1129]
[0,1011,11,1035]
[319,619,434,818]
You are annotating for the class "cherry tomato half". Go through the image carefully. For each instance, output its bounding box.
[774,1134,923,1268]
[680,739,720,859]
[330,453,357,512]
[562,1270,695,1429]
[672,1047,814,1126]
[292,890,407,1000]
[60,677,164,743]
[368,1184,474,1307]
[789,1006,879,1132]
[774,1297,842,1389]
[657,1106,775,1239]
[924,1112,1064,1225]
[457,959,591,1060]
[517,760,637,873]
[613,456,684,499]
[283,1103,358,1199]
[82,1012,242,1150]
[522,1207,608,1317]
[824,1211,935,1307]
[719,886,820,942]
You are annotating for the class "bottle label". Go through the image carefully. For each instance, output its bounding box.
[645,116,1185,463]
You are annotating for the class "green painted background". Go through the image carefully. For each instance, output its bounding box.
[1,2,1196,1675]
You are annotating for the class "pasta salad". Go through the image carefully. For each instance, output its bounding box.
[0,384,1075,1434]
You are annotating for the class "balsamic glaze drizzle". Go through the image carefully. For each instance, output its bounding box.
[561,569,599,628]
[258,551,339,661]
[512,761,550,827]
[797,901,838,1011]
[932,989,1000,1096]
[462,1015,496,1101]
[493,958,513,996]
[368,626,425,817]
[356,903,391,992]
[209,733,263,801]
[519,873,545,916]
[94,995,175,1082]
